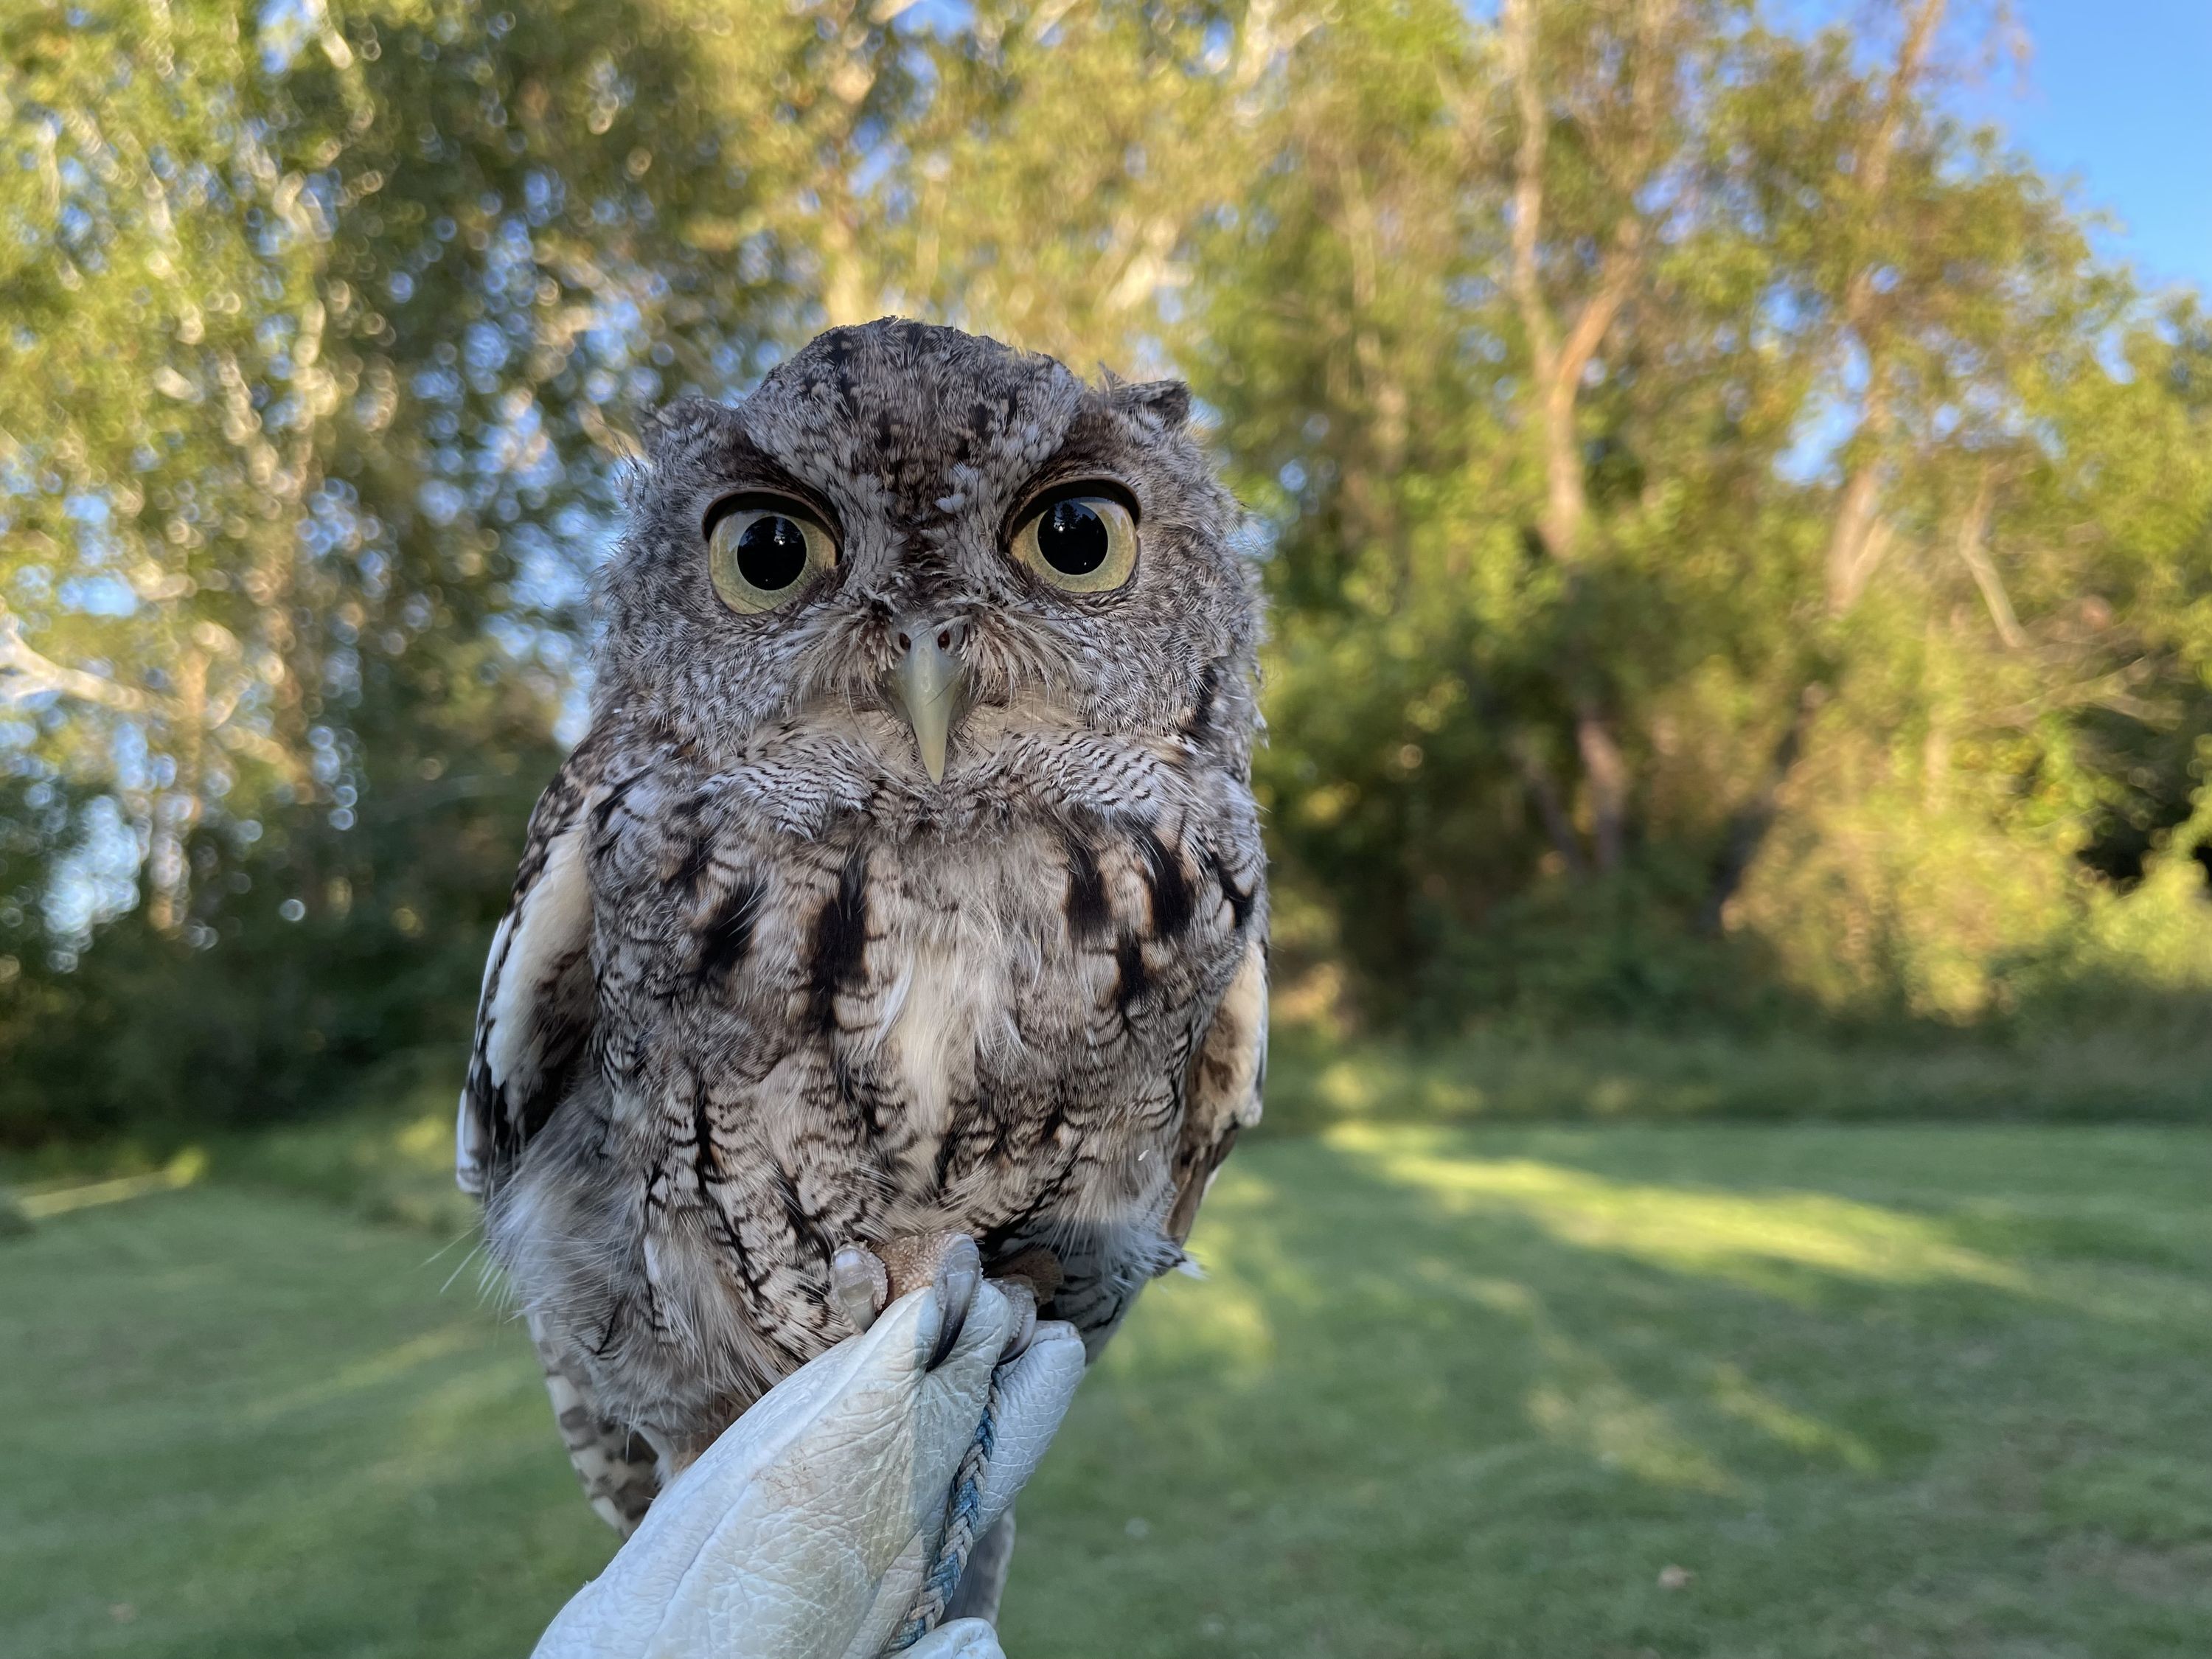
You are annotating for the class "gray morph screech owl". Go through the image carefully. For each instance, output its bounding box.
[456,319,1268,1548]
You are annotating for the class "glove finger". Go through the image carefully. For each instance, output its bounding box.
[883,1267,1017,1394]
[973,1318,1085,1540]
[901,1278,1019,1528]
[536,1285,1040,1659]
[832,1284,1023,1657]
[546,1287,992,1659]
[666,1281,942,1512]
[929,1272,1016,1380]
[901,1618,1007,1659]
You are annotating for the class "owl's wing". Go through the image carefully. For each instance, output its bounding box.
[454,736,606,1198]
[528,1309,661,1537]
[456,740,669,1536]
[1166,935,1268,1245]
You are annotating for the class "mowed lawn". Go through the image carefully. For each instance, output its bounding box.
[6,1123,2211,1658]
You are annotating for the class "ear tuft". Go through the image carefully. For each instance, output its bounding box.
[1107,377,1192,431]
[616,453,656,515]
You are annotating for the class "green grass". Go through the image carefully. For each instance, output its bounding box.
[6,1121,2211,1658]
[1262,1026,2212,1128]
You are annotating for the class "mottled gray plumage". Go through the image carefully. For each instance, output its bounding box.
[458,319,1267,1541]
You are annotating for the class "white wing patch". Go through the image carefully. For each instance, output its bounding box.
[1207,936,1268,1132]
[486,824,593,1088]
[455,911,517,1196]
[1166,934,1267,1245]
[454,1094,490,1197]
[457,818,596,1195]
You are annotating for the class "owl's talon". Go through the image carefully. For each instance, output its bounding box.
[830,1244,891,1334]
[997,1278,1038,1361]
[928,1234,982,1368]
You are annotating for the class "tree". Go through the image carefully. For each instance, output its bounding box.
[4,0,2209,1141]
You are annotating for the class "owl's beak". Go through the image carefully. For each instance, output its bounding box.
[888,619,967,784]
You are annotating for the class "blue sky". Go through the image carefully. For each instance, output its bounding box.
[1948,0,2211,294]
[1476,0,2208,293]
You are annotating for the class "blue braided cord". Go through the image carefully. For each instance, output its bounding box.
[886,1390,999,1653]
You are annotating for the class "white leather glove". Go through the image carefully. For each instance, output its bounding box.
[532,1274,1085,1659]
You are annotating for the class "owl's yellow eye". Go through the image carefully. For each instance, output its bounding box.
[706,498,837,613]
[1011,490,1138,594]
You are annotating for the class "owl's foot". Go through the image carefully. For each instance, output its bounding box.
[831,1231,983,1367]
[828,1242,892,1333]
[830,1234,1068,1365]
[983,1246,1064,1361]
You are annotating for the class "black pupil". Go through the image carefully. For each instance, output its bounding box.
[1037,500,1108,575]
[736,515,809,590]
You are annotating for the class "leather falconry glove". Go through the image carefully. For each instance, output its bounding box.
[532,1273,1085,1659]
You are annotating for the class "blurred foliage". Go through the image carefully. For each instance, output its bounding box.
[3,0,2210,1144]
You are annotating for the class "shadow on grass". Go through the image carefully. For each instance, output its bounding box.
[5,1121,2209,1659]
[1262,1025,2212,1130]
[1005,1123,2212,1659]
[0,1187,613,1659]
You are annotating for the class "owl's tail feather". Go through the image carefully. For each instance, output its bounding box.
[527,1310,662,1537]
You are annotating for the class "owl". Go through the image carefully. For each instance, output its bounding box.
[456,319,1267,1610]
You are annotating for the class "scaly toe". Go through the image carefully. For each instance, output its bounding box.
[874,1231,985,1368]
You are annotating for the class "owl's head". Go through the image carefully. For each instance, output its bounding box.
[594,320,1259,826]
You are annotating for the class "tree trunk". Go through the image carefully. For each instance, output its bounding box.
[147,643,209,935]
[1699,684,1823,933]
[1823,386,1894,613]
[1499,0,1669,873]
[1576,704,1629,872]
[1818,0,1944,613]
[1952,466,2023,647]
[1512,733,1589,875]
[1713,0,1948,903]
